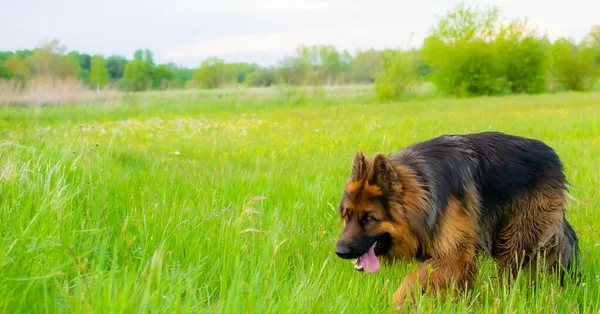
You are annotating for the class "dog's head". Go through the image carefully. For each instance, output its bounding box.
[334,151,421,273]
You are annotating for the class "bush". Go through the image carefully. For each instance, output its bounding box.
[2,56,30,81]
[0,66,12,79]
[495,23,549,94]
[374,49,421,100]
[89,55,110,89]
[191,57,236,89]
[350,49,383,83]
[245,67,279,87]
[152,65,175,90]
[549,38,598,91]
[26,40,80,79]
[428,38,503,97]
[277,55,312,86]
[421,3,503,97]
[421,3,549,97]
[114,78,134,91]
[123,60,153,91]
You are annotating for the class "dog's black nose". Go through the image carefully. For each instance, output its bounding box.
[335,243,354,259]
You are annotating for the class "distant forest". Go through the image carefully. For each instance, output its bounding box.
[1,3,599,99]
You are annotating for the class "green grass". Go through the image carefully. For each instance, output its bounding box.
[1,89,599,313]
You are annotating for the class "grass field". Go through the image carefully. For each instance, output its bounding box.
[0,88,599,313]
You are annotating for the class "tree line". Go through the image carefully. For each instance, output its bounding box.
[1,3,599,98]
[374,3,600,99]
[0,41,195,91]
[0,40,384,92]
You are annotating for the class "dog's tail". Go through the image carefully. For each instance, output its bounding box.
[564,180,582,190]
[564,181,585,206]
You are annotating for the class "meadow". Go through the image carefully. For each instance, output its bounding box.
[0,87,599,313]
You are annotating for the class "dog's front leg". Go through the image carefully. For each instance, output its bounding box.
[392,249,477,312]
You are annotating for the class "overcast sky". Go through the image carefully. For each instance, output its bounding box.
[1,0,598,67]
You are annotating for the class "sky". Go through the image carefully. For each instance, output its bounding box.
[1,0,598,67]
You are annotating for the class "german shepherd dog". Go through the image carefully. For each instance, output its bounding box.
[334,132,580,310]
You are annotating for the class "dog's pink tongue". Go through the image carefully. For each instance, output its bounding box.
[362,244,380,273]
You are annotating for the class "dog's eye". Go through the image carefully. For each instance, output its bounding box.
[362,214,374,223]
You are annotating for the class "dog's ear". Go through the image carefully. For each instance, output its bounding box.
[369,153,398,192]
[350,150,367,181]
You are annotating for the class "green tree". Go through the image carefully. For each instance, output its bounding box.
[549,38,597,91]
[68,51,92,84]
[167,63,194,87]
[90,55,110,88]
[494,20,549,94]
[68,51,91,71]
[134,49,154,65]
[350,49,383,83]
[586,25,600,76]
[231,62,258,83]
[0,66,12,79]
[134,49,144,61]
[14,49,33,60]
[106,56,128,81]
[191,57,235,89]
[421,3,503,97]
[277,49,312,86]
[245,67,279,87]
[317,45,346,84]
[3,56,30,80]
[26,39,80,79]
[144,49,154,66]
[152,64,175,89]
[286,44,352,85]
[374,49,421,100]
[122,60,153,91]
[0,51,14,65]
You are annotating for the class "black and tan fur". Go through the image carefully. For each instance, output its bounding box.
[334,131,580,310]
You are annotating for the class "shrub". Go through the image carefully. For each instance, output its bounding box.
[421,3,503,97]
[495,22,550,94]
[0,66,12,79]
[374,49,422,100]
[89,55,110,89]
[152,64,175,90]
[115,78,134,91]
[421,3,549,97]
[245,67,279,87]
[191,57,236,89]
[350,49,383,83]
[549,38,598,91]
[123,60,153,91]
